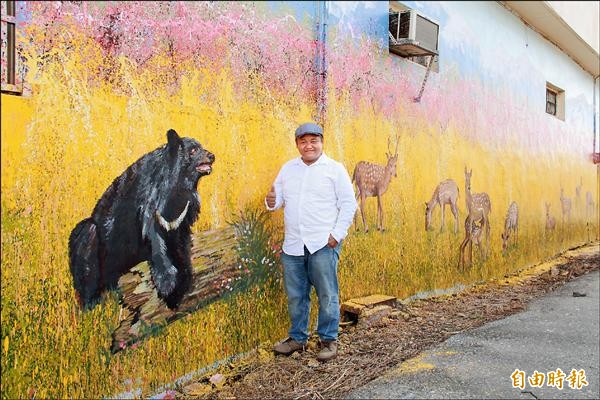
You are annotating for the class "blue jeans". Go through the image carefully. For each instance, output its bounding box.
[281,243,341,343]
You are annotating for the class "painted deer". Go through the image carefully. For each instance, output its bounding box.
[352,136,399,232]
[470,219,485,257]
[545,202,556,232]
[575,177,583,207]
[425,179,460,233]
[560,187,572,224]
[501,201,519,253]
[585,191,596,220]
[575,177,583,219]
[459,167,491,270]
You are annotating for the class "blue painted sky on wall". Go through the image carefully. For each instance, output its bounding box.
[264,1,488,81]
[309,1,583,108]
[328,1,387,38]
[266,1,316,23]
[324,1,485,79]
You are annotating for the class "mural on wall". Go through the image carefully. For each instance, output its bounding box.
[69,129,214,311]
[1,2,318,398]
[424,179,460,233]
[501,201,519,253]
[545,202,557,232]
[352,135,399,232]
[458,167,492,270]
[1,1,598,399]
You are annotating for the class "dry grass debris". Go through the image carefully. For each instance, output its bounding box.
[175,248,599,400]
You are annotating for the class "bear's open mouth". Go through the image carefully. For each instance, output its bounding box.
[196,163,212,173]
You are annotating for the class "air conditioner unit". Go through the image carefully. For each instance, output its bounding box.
[389,10,439,57]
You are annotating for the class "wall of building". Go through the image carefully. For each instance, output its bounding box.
[547,0,600,54]
[1,1,597,398]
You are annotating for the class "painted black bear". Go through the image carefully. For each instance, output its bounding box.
[69,129,215,310]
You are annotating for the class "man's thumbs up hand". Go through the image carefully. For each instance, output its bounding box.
[266,185,276,208]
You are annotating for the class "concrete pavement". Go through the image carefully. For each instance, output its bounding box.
[348,269,600,399]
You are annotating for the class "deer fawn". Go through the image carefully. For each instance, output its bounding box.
[425,179,460,233]
[545,202,556,232]
[469,219,485,259]
[560,187,572,225]
[352,136,399,232]
[501,201,519,253]
[575,177,583,210]
[459,167,491,270]
[575,176,583,219]
[586,191,596,221]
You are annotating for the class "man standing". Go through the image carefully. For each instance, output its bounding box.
[265,122,357,362]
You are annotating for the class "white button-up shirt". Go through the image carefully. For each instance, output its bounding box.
[266,153,358,256]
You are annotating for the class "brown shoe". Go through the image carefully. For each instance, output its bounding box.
[273,337,306,356]
[317,340,338,362]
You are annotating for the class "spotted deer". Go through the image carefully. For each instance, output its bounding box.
[575,177,585,219]
[459,167,491,270]
[586,191,596,221]
[545,202,556,232]
[575,177,583,208]
[560,187,572,224]
[352,136,399,232]
[469,219,485,258]
[501,201,519,253]
[425,179,460,233]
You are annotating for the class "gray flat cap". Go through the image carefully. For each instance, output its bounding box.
[295,122,323,138]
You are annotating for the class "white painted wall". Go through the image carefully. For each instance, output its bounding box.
[547,1,600,54]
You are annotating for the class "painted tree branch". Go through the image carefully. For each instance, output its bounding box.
[111,226,241,353]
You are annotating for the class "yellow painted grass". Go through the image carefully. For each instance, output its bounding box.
[1,40,598,398]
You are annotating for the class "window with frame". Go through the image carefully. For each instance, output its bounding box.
[1,0,22,94]
[546,82,565,121]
